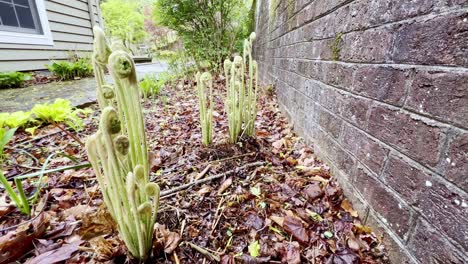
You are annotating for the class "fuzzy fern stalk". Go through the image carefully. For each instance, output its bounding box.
[224,56,245,143]
[196,72,213,146]
[87,30,158,260]
[243,32,258,137]
[92,26,112,108]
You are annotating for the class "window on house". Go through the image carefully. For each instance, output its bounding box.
[0,0,43,34]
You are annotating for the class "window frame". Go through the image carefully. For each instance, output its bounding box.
[0,0,53,45]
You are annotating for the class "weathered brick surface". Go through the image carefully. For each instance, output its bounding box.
[355,166,413,239]
[353,66,409,106]
[405,70,468,128]
[441,132,468,191]
[255,0,468,262]
[408,218,467,264]
[341,124,389,174]
[392,12,468,66]
[367,104,445,168]
[383,155,468,249]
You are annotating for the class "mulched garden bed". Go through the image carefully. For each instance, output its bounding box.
[0,76,389,263]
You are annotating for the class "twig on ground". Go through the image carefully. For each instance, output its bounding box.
[197,152,255,167]
[194,164,211,181]
[160,161,264,197]
[13,128,63,146]
[173,252,180,264]
[185,242,220,262]
[52,121,84,147]
[14,163,91,180]
[210,197,225,232]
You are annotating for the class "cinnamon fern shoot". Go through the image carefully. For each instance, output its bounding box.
[86,27,159,260]
[196,72,214,146]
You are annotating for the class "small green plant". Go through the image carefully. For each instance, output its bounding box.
[331,32,343,61]
[0,72,32,89]
[139,75,162,99]
[87,28,160,260]
[196,72,213,146]
[46,58,93,80]
[0,127,16,161]
[0,169,30,215]
[0,111,32,128]
[32,99,87,145]
[32,99,84,131]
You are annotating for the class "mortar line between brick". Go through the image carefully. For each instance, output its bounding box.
[274,75,468,196]
[268,0,357,41]
[267,57,468,73]
[270,65,468,131]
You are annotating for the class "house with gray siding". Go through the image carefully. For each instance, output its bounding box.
[0,0,102,72]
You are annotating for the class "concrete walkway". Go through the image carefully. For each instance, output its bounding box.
[0,62,168,113]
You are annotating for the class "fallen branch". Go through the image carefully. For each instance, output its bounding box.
[160,161,264,197]
[185,242,220,262]
[194,164,211,181]
[14,163,91,180]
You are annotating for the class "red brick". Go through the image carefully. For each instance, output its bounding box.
[408,218,467,264]
[353,66,409,106]
[322,62,355,90]
[341,125,389,174]
[441,132,468,191]
[405,70,468,128]
[383,155,468,249]
[392,12,468,66]
[355,166,413,239]
[367,104,445,167]
[337,93,370,128]
[315,128,355,174]
[340,28,394,63]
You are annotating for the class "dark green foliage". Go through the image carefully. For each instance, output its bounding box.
[0,72,32,89]
[153,0,250,69]
[46,58,93,80]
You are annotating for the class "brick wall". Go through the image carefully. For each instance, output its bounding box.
[253,0,468,263]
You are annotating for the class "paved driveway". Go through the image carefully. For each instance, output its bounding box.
[0,62,168,112]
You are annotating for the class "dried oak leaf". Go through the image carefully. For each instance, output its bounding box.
[89,235,125,262]
[79,206,116,240]
[303,182,324,202]
[153,223,181,254]
[0,213,50,264]
[328,248,359,264]
[280,242,301,264]
[283,216,309,245]
[24,240,82,264]
[340,199,358,218]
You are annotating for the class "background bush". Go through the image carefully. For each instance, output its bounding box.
[153,0,254,69]
[0,72,32,89]
[46,58,93,81]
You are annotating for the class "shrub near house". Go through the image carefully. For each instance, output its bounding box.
[0,72,32,89]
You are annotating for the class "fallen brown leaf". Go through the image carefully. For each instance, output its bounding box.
[283,216,309,245]
[0,213,50,264]
[25,240,81,264]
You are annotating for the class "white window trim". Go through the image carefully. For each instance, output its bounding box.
[0,0,53,46]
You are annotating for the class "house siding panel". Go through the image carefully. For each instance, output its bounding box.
[0,0,102,72]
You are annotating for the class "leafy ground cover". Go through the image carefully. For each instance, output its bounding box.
[0,76,388,263]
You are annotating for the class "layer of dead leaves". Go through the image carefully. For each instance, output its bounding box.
[0,75,389,263]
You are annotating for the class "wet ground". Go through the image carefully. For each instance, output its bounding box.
[0,62,169,112]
